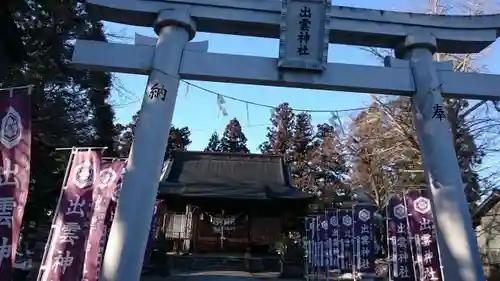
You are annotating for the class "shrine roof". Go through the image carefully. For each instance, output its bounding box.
[158,151,314,200]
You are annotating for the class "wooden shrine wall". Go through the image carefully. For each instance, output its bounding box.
[250,217,282,245]
[196,211,247,252]
[194,209,283,253]
[154,201,299,253]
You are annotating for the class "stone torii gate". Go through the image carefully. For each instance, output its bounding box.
[72,1,500,281]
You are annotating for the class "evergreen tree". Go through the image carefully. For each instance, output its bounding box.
[115,110,191,159]
[2,1,120,245]
[205,132,222,152]
[167,126,192,156]
[309,123,348,206]
[219,118,250,153]
[0,1,26,79]
[259,102,295,159]
[77,20,118,157]
[259,105,348,208]
[290,112,315,189]
[114,123,133,157]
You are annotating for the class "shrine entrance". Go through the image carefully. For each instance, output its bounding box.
[73,1,500,281]
[197,209,249,253]
[156,151,312,256]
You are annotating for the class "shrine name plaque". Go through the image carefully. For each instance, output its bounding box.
[278,0,330,71]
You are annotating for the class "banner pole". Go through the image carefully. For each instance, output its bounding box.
[353,204,357,280]
[54,146,107,151]
[102,157,127,161]
[385,196,392,281]
[303,216,309,281]
[0,85,33,91]
[314,214,319,281]
[402,190,419,281]
[36,147,77,281]
[324,209,329,281]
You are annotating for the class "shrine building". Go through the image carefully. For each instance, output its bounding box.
[154,151,314,258]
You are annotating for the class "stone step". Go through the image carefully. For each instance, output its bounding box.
[192,257,246,271]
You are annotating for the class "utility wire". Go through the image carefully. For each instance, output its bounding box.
[0,70,379,115]
[179,79,371,113]
[150,68,376,114]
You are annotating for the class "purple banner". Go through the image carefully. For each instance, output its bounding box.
[406,188,442,281]
[0,87,32,280]
[143,199,163,266]
[338,209,353,273]
[317,214,328,270]
[100,164,161,271]
[82,160,125,281]
[304,216,314,269]
[100,163,125,265]
[40,149,100,281]
[304,214,318,279]
[305,207,377,278]
[318,213,329,241]
[327,209,340,271]
[312,215,321,275]
[353,205,376,273]
[305,215,319,276]
[387,193,415,281]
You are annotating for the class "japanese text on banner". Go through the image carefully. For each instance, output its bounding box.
[387,193,416,281]
[0,86,32,281]
[40,149,100,281]
[82,160,125,281]
[353,205,376,274]
[406,189,443,281]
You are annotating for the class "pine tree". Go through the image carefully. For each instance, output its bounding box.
[167,126,192,157]
[219,118,250,153]
[259,102,295,159]
[309,123,348,205]
[2,1,120,245]
[293,112,314,155]
[290,112,315,189]
[0,1,25,79]
[78,20,118,157]
[115,110,192,159]
[205,132,222,152]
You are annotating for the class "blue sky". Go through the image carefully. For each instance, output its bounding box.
[104,0,500,153]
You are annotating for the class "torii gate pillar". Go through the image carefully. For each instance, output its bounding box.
[398,34,484,281]
[98,9,195,281]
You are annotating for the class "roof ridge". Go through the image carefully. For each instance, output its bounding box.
[158,150,314,200]
[171,150,285,159]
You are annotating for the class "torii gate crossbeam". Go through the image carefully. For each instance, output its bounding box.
[87,0,500,53]
[68,1,500,281]
[72,39,500,100]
